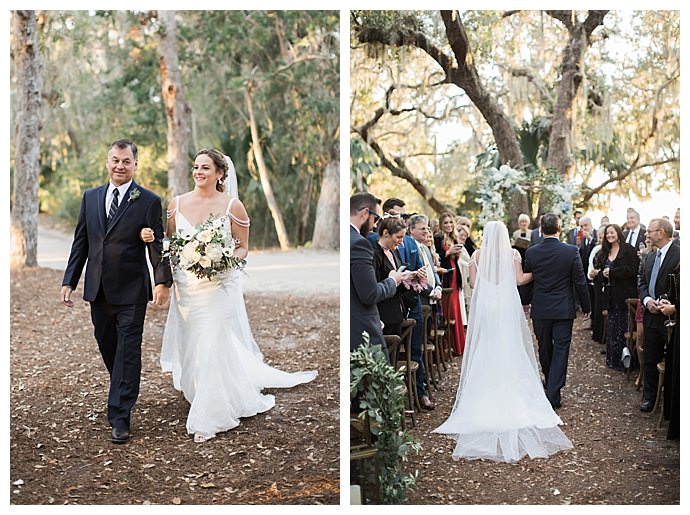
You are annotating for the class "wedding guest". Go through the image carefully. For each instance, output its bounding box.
[591,224,640,370]
[512,213,533,305]
[638,218,680,412]
[383,198,434,410]
[408,215,442,307]
[566,210,583,245]
[659,266,679,440]
[372,217,409,336]
[350,192,401,352]
[529,215,544,247]
[456,224,473,316]
[623,209,646,250]
[600,215,610,226]
[456,215,476,256]
[587,226,607,344]
[434,212,467,355]
[578,216,598,311]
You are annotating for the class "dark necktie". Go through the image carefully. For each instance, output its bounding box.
[107,188,120,226]
[648,250,662,300]
[627,231,633,245]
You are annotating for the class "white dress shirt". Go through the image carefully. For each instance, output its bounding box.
[642,239,674,308]
[105,180,133,218]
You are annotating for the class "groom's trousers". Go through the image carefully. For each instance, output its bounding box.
[532,318,574,407]
[90,293,147,430]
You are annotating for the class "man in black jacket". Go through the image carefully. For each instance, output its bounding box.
[524,214,591,409]
[637,217,680,412]
[61,139,172,444]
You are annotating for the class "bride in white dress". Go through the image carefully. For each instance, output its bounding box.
[141,148,317,442]
[433,220,572,462]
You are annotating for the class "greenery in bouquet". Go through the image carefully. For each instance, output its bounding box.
[164,215,247,280]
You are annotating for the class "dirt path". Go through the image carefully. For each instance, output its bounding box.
[401,316,679,505]
[10,267,339,505]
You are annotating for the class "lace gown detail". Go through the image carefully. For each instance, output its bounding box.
[433,222,572,463]
[160,198,317,440]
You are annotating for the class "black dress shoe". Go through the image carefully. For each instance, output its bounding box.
[640,400,653,412]
[111,427,130,444]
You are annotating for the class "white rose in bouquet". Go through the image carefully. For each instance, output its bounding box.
[196,229,213,243]
[199,255,212,268]
[181,241,201,264]
[206,244,224,263]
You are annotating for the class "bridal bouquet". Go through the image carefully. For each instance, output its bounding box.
[164,215,247,280]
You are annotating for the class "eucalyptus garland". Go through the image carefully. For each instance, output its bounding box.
[350,333,421,504]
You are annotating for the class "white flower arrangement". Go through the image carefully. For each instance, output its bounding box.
[164,215,246,280]
[475,164,526,224]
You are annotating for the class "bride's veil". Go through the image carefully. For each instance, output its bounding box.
[223,154,239,198]
[449,220,540,415]
[476,221,515,286]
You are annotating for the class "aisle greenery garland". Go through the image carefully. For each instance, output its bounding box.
[350,333,421,504]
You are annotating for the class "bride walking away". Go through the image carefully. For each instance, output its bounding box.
[434,220,573,462]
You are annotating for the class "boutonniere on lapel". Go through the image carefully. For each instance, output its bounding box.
[128,188,141,203]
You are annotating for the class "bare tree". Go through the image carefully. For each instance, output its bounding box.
[11,10,43,269]
[245,81,291,250]
[311,157,340,249]
[157,10,192,199]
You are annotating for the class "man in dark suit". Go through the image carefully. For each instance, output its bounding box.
[566,210,583,245]
[637,217,680,412]
[623,209,646,250]
[349,192,401,353]
[524,213,591,409]
[61,139,172,444]
[529,215,544,247]
[577,216,598,310]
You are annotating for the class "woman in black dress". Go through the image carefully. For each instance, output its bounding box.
[371,217,408,336]
[591,224,639,371]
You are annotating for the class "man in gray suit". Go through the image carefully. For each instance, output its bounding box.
[408,214,442,306]
[350,192,402,352]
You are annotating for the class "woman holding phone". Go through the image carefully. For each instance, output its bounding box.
[372,217,414,336]
[434,212,467,355]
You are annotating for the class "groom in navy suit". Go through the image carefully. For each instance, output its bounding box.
[524,213,591,409]
[61,139,172,444]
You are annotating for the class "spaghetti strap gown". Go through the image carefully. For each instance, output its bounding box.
[160,197,317,440]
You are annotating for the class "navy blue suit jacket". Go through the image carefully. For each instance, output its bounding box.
[350,226,396,349]
[524,237,591,319]
[62,181,172,304]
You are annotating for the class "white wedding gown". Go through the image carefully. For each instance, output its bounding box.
[433,221,572,463]
[160,201,317,441]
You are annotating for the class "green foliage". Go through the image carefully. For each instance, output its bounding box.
[350,335,421,504]
[12,10,338,248]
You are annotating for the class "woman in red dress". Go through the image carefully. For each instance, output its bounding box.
[434,212,467,355]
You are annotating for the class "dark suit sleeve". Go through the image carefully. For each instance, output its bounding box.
[638,253,652,301]
[351,237,396,306]
[62,193,89,289]
[571,247,591,312]
[523,247,533,273]
[145,197,173,286]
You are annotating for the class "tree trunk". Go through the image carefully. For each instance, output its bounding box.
[312,159,339,250]
[158,10,191,199]
[541,10,608,215]
[11,10,43,269]
[244,82,291,250]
